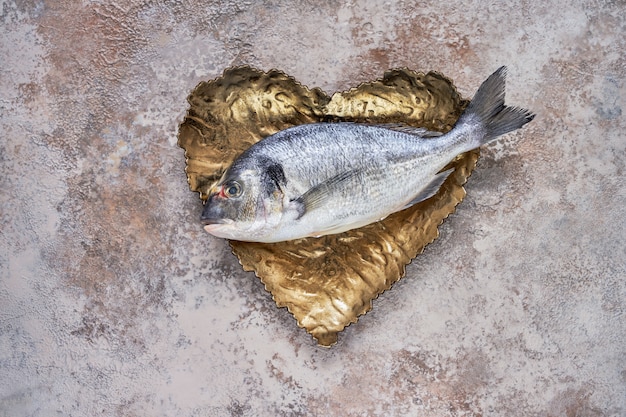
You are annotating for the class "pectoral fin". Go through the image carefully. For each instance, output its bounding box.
[291,169,361,219]
[403,168,455,209]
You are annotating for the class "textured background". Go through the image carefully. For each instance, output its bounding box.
[1,1,624,416]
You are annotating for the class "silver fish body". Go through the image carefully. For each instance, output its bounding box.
[201,67,534,242]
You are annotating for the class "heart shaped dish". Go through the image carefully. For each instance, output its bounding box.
[178,67,478,346]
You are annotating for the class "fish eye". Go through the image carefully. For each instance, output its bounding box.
[223,181,242,198]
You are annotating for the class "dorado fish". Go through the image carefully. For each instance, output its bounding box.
[201,66,534,242]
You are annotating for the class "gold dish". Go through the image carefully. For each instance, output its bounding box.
[178,66,478,346]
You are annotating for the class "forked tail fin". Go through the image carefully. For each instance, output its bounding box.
[462,66,535,145]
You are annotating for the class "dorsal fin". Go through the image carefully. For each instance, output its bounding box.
[374,124,444,137]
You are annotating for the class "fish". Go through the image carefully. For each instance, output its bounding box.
[201,66,534,243]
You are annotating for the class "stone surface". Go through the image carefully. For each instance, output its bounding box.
[1,1,624,416]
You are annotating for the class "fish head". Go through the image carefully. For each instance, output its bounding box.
[201,161,287,241]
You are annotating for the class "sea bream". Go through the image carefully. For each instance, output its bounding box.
[201,66,534,243]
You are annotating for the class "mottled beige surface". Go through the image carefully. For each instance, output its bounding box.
[1,1,624,416]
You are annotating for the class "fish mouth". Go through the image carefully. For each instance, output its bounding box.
[202,218,234,237]
[200,216,233,225]
[200,198,234,225]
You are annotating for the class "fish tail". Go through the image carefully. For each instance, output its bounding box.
[461,66,535,146]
